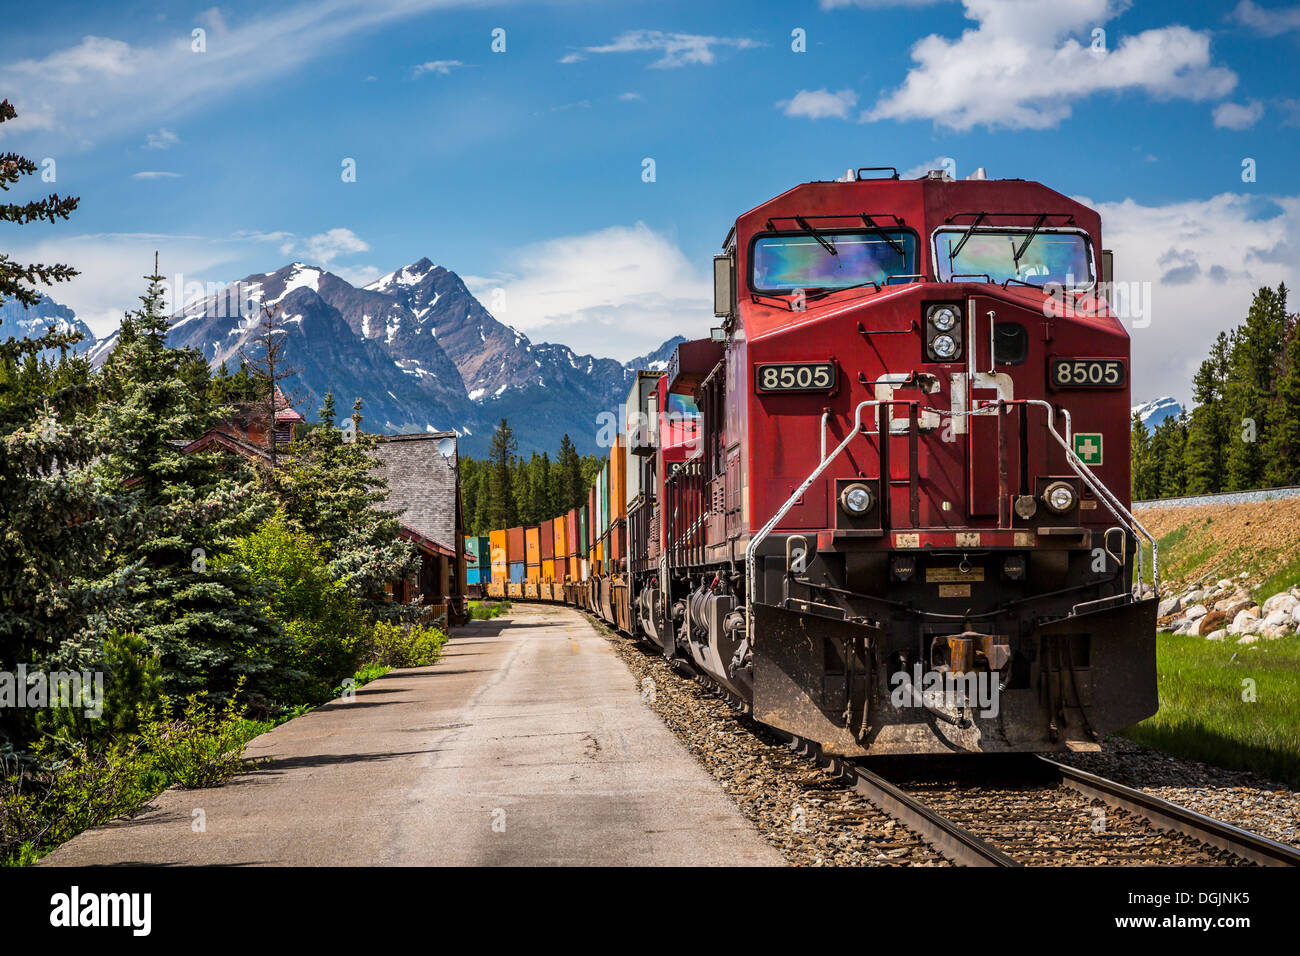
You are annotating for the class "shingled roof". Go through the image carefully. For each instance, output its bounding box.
[370,432,460,556]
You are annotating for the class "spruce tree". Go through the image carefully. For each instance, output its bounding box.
[95,262,282,703]
[1224,285,1287,490]
[1130,413,1154,500]
[1264,309,1300,487]
[0,100,135,745]
[487,419,518,529]
[1183,331,1231,494]
[556,434,584,512]
[278,390,419,620]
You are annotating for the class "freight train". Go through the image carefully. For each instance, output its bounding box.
[469,166,1159,756]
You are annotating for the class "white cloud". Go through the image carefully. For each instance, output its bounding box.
[299,227,370,265]
[1086,192,1300,406]
[558,53,584,64]
[618,92,643,101]
[1231,0,1300,36]
[583,30,760,68]
[5,233,252,336]
[413,59,463,77]
[0,1,485,143]
[132,170,182,179]
[1213,100,1264,130]
[144,127,179,149]
[463,223,712,362]
[778,88,857,120]
[864,0,1237,130]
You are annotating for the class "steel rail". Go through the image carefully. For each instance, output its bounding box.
[1040,756,1300,868]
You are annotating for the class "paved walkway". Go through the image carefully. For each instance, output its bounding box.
[38,604,782,866]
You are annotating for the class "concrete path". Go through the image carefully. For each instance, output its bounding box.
[38,604,783,866]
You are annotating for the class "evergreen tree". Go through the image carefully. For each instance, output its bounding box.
[1224,285,1288,490]
[1130,413,1155,500]
[1264,310,1300,487]
[277,390,420,621]
[95,262,282,702]
[1183,331,1231,494]
[556,434,584,513]
[1152,414,1187,498]
[487,419,518,529]
[0,101,135,745]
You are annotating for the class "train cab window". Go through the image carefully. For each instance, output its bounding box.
[751,230,916,294]
[665,392,700,419]
[994,323,1028,364]
[934,228,1092,288]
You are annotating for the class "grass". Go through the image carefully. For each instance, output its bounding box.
[469,600,511,621]
[1125,632,1300,787]
[1253,554,1300,607]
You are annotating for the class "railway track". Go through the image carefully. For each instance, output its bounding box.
[786,739,1300,867]
[591,611,1300,867]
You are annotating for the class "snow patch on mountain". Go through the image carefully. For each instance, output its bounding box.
[1132,396,1182,428]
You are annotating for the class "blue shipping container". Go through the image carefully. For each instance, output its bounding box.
[509,562,526,583]
[466,567,482,585]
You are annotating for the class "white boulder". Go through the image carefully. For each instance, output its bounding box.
[1158,596,1182,617]
[1261,593,1298,617]
[1184,604,1208,621]
[1207,629,1228,641]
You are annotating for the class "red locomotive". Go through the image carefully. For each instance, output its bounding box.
[485,166,1159,756]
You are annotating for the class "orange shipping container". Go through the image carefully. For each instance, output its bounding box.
[609,435,627,521]
[526,563,540,583]
[568,555,579,580]
[542,559,555,582]
[552,517,568,564]
[489,529,509,583]
[525,526,541,565]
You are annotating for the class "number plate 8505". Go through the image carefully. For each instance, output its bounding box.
[755,362,837,393]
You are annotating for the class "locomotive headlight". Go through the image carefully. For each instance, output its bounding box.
[930,306,958,331]
[931,334,958,360]
[1042,480,1078,514]
[840,482,875,515]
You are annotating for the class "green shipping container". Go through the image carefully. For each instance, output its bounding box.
[579,504,589,555]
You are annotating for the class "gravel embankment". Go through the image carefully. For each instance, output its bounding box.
[595,619,948,866]
[1053,737,1300,850]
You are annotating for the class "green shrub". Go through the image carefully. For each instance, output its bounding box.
[38,629,164,750]
[225,517,367,705]
[469,600,510,620]
[136,681,261,789]
[1,738,155,865]
[364,621,447,668]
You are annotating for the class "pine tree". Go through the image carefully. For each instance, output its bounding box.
[1183,331,1231,494]
[0,102,135,745]
[277,391,420,620]
[556,434,584,513]
[1152,414,1187,498]
[487,419,518,529]
[240,301,302,472]
[1264,309,1300,487]
[95,261,282,703]
[1224,285,1288,490]
[1130,413,1155,500]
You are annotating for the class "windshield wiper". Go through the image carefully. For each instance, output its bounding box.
[949,211,987,262]
[1012,213,1047,267]
[804,279,881,302]
[795,216,837,257]
[859,213,905,257]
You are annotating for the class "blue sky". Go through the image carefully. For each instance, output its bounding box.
[3,0,1300,404]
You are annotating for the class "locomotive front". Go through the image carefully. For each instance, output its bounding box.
[693,169,1158,756]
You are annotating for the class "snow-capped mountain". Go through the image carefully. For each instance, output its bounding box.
[1132,396,1182,428]
[0,293,97,355]
[86,259,689,456]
